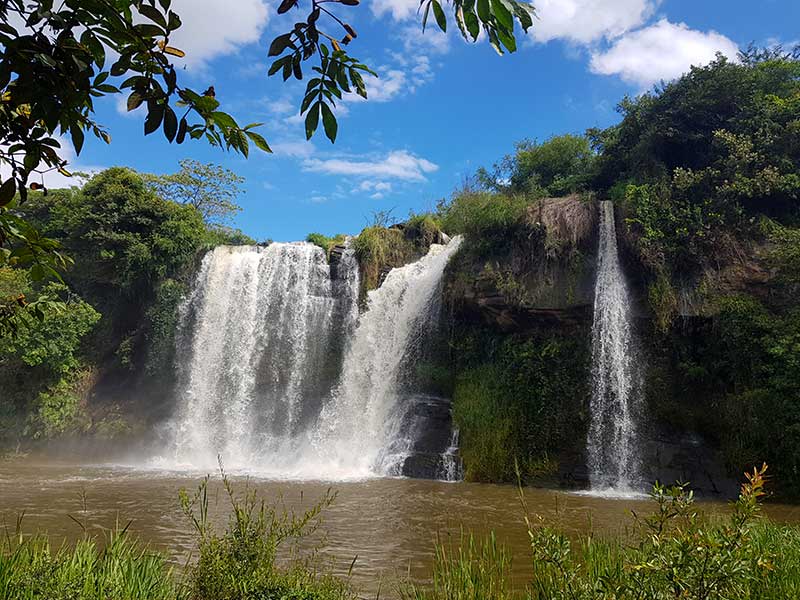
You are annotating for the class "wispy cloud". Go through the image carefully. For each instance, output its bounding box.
[303,150,438,182]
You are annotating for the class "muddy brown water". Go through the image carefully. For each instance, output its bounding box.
[2,459,799,598]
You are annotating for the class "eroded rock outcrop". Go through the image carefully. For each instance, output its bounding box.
[445,195,598,331]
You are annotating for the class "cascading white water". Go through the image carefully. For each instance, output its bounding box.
[160,237,462,480]
[438,429,463,482]
[167,242,359,471]
[311,237,463,478]
[586,201,643,494]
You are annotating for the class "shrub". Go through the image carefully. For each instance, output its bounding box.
[451,333,590,483]
[180,467,356,600]
[306,232,348,258]
[26,367,95,439]
[438,192,530,256]
[352,226,414,292]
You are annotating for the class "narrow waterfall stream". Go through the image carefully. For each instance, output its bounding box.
[160,238,463,481]
[586,201,643,494]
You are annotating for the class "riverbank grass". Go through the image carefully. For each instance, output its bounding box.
[402,464,800,600]
[0,528,179,600]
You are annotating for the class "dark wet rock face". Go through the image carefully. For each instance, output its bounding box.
[389,395,462,481]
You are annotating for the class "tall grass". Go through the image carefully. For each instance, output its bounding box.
[0,525,180,600]
[403,464,800,600]
[400,530,513,600]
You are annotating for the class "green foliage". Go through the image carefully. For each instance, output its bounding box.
[764,218,800,284]
[0,283,99,375]
[143,279,186,377]
[20,168,209,367]
[143,160,245,225]
[593,52,800,272]
[0,528,180,600]
[28,367,94,439]
[352,226,414,292]
[481,134,596,197]
[408,466,800,600]
[648,271,678,333]
[282,0,534,143]
[180,468,356,600]
[707,297,800,493]
[306,232,347,257]
[438,191,532,255]
[451,332,589,482]
[400,531,513,600]
[205,225,257,247]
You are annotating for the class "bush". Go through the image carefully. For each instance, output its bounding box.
[306,232,347,258]
[180,468,356,600]
[438,192,531,256]
[0,283,100,375]
[352,226,414,292]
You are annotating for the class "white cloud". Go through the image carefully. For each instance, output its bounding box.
[354,180,393,199]
[532,0,658,44]
[303,150,438,181]
[270,139,316,158]
[371,0,418,21]
[590,19,739,88]
[364,69,407,102]
[168,0,270,68]
[1,136,104,190]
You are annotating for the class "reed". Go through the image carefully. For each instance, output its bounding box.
[0,525,180,600]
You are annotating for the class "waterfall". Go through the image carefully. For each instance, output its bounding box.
[311,237,463,477]
[167,243,359,471]
[586,201,643,494]
[161,237,462,481]
[438,429,463,482]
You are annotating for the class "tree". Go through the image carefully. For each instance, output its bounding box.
[143,160,244,224]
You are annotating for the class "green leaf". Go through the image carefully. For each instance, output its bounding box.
[127,92,144,112]
[268,33,293,57]
[163,106,178,142]
[0,178,16,207]
[464,10,480,40]
[246,131,272,153]
[477,0,491,23]
[320,103,337,143]
[487,27,504,55]
[211,111,237,129]
[513,3,533,31]
[70,124,84,154]
[144,105,164,135]
[137,4,167,27]
[277,0,296,14]
[176,117,188,144]
[496,26,516,52]
[432,0,447,32]
[305,103,320,140]
[490,0,514,31]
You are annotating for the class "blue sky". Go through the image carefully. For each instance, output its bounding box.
[56,0,799,242]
